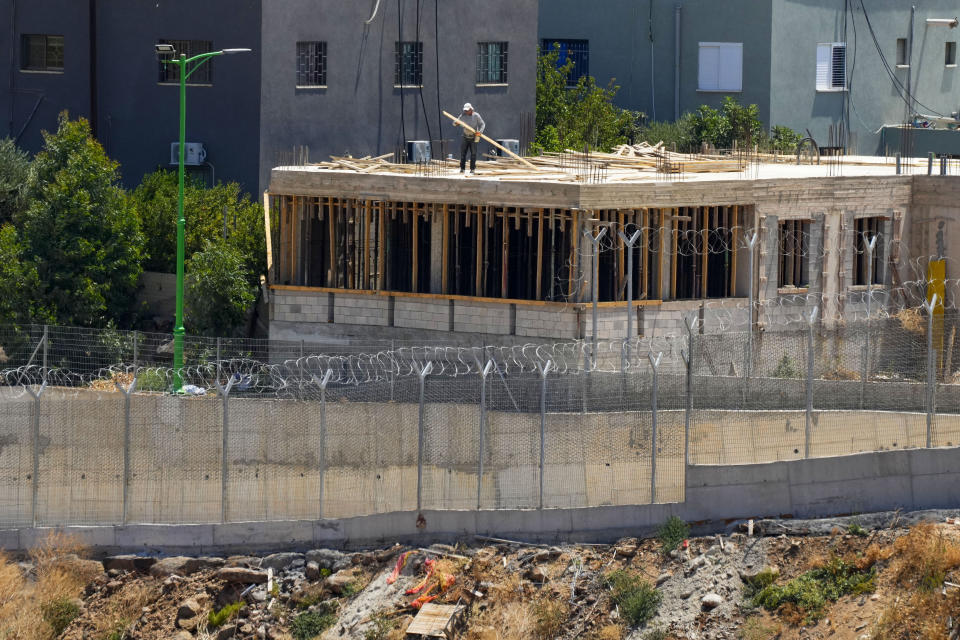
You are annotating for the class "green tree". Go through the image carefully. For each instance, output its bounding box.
[0,137,30,224]
[132,169,266,286]
[534,45,635,153]
[18,113,144,327]
[0,224,51,326]
[185,239,256,336]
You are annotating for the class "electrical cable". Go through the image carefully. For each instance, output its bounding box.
[397,0,407,152]
[365,0,382,24]
[415,0,434,157]
[434,0,443,159]
[648,0,656,121]
[859,0,947,117]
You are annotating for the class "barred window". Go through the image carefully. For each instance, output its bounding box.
[297,41,327,87]
[158,39,213,84]
[21,34,64,72]
[853,216,884,286]
[477,42,508,84]
[395,41,423,86]
[778,220,810,288]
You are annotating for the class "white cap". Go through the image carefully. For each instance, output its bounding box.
[463,102,473,111]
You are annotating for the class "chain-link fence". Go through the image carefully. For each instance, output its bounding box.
[1,313,958,528]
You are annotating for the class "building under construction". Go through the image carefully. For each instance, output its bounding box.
[263,148,960,344]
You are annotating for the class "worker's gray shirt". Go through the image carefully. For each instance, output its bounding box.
[457,111,485,138]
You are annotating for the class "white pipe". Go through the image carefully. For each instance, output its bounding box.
[925,17,958,27]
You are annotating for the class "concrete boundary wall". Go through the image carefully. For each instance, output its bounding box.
[4,445,958,554]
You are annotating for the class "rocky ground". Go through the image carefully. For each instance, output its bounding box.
[4,512,960,640]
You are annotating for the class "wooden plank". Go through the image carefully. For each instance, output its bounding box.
[412,203,419,293]
[617,210,625,300]
[442,110,536,167]
[405,603,460,637]
[502,210,509,298]
[263,191,274,285]
[670,208,678,300]
[731,205,739,296]
[327,197,336,286]
[377,201,386,290]
[536,208,544,301]
[475,206,483,295]
[569,209,579,298]
[657,208,665,300]
[364,199,372,289]
[441,203,449,294]
[701,206,709,298]
[641,208,649,300]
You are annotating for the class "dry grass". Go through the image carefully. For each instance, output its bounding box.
[895,308,925,336]
[873,589,960,640]
[738,615,782,640]
[890,523,960,590]
[532,598,568,639]
[585,624,625,640]
[0,532,96,640]
[90,579,157,639]
[822,366,860,381]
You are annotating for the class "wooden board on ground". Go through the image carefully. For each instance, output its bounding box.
[406,603,462,637]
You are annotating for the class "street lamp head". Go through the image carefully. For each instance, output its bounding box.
[221,48,252,54]
[155,43,176,59]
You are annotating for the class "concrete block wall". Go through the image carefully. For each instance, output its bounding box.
[453,301,511,335]
[271,289,329,324]
[394,298,449,332]
[332,293,389,326]
[515,307,579,340]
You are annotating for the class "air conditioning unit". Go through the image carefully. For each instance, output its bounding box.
[170,142,207,166]
[495,138,520,156]
[406,140,431,163]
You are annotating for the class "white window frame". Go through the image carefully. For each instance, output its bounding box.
[697,42,743,92]
[816,42,847,92]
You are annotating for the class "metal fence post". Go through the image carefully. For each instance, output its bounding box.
[114,371,138,525]
[682,314,697,467]
[415,362,433,513]
[478,360,494,510]
[311,370,333,518]
[745,233,759,381]
[619,229,643,371]
[215,376,237,523]
[860,236,877,409]
[924,294,938,448]
[537,360,553,510]
[583,228,607,369]
[648,352,662,504]
[26,381,47,528]
[805,306,819,459]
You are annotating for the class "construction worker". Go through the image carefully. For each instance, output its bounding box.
[456,102,485,174]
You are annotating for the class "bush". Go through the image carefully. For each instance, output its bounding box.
[0,137,30,224]
[769,125,803,153]
[291,610,337,640]
[208,602,243,628]
[185,239,256,336]
[41,597,81,636]
[605,570,662,627]
[771,355,801,379]
[657,516,690,555]
[751,557,875,623]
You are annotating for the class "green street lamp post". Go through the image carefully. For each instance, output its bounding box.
[156,44,250,391]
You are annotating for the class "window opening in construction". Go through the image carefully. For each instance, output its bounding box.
[778,219,810,289]
[296,41,327,87]
[395,41,423,87]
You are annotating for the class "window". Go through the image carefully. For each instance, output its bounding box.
[20,34,64,72]
[697,42,743,91]
[947,41,957,66]
[541,39,588,86]
[394,41,423,86]
[296,41,327,87]
[778,220,810,289]
[477,42,508,84]
[816,43,846,91]
[158,40,214,84]
[853,217,884,286]
[896,38,908,66]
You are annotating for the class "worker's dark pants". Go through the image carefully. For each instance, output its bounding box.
[460,137,478,172]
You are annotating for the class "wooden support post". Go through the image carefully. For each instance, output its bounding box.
[671,208,679,299]
[441,204,449,294]
[536,208,544,301]
[412,204,419,293]
[364,200,372,289]
[327,197,336,286]
[657,209,665,300]
[569,209,579,298]
[377,201,386,291]
[263,191,273,285]
[475,206,483,296]
[642,209,649,300]
[701,206,709,298]
[501,209,509,298]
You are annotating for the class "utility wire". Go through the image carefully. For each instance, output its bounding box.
[397,0,407,151]
[415,0,434,156]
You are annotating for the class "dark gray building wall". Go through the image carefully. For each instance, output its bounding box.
[2,0,92,152]
[771,0,960,154]
[94,0,262,190]
[2,0,263,192]
[259,0,538,189]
